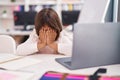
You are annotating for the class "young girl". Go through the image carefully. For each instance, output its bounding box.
[16,8,73,56]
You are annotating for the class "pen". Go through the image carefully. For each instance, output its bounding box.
[0,67,6,70]
[0,67,33,73]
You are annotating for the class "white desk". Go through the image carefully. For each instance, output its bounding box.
[0,30,32,36]
[18,54,120,80]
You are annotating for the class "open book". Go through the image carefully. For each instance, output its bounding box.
[0,53,23,64]
[0,53,42,70]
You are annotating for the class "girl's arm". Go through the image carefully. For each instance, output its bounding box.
[16,29,39,55]
[58,30,73,56]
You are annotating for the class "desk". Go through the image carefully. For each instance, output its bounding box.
[0,30,32,44]
[17,54,120,80]
[0,30,32,36]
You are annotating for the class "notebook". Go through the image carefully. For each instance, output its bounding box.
[0,53,23,64]
[40,71,120,80]
[0,57,42,70]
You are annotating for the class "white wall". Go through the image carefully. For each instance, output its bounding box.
[78,0,111,23]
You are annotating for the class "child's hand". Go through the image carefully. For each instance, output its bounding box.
[37,29,47,51]
[39,29,47,44]
[46,29,57,45]
[37,39,46,51]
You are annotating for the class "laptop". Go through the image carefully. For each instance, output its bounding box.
[55,23,120,70]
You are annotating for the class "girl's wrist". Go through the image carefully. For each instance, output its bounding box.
[37,42,46,51]
[48,42,58,54]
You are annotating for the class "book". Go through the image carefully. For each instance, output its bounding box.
[0,53,23,64]
[40,71,88,80]
[40,71,120,80]
[0,57,42,70]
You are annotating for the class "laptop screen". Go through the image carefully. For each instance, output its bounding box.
[56,23,120,70]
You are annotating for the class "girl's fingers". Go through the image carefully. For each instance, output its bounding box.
[39,29,47,44]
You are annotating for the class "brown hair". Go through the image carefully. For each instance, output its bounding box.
[35,8,62,40]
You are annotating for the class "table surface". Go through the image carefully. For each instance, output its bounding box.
[0,30,32,36]
[17,54,120,80]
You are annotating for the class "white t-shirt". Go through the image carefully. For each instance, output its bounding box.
[16,27,73,56]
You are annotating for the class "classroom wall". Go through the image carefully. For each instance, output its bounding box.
[78,0,111,23]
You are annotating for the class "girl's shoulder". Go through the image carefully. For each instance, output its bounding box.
[60,25,73,36]
[59,25,73,41]
[27,29,38,42]
[30,29,38,37]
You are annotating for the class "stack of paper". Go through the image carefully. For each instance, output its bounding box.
[0,53,23,64]
[0,57,41,70]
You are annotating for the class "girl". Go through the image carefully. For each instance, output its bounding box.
[16,8,72,55]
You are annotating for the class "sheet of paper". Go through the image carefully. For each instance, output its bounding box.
[0,57,41,70]
[0,53,23,64]
[0,70,34,80]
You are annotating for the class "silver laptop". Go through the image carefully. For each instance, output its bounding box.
[55,23,120,70]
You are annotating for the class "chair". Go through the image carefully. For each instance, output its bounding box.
[0,35,16,54]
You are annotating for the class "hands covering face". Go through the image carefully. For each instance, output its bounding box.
[37,26,57,50]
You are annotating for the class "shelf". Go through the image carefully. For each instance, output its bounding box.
[0,30,32,36]
[0,1,58,6]
[0,2,25,6]
[61,0,84,4]
[28,1,57,5]
[0,16,13,19]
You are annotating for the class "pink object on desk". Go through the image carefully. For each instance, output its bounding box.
[45,72,63,78]
[0,72,17,80]
[100,77,120,80]
[42,71,88,80]
[67,74,87,79]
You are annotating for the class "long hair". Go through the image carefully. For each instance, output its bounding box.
[35,8,62,40]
